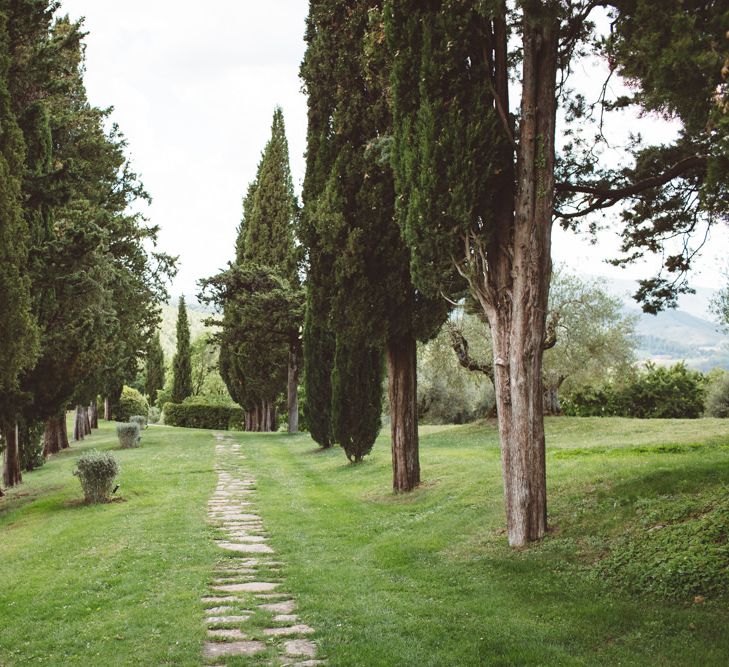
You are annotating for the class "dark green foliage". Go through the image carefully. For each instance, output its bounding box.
[116,422,141,449]
[163,401,244,431]
[385,0,505,299]
[73,450,119,503]
[115,386,149,422]
[171,297,192,404]
[200,109,302,426]
[145,333,165,406]
[562,363,706,418]
[596,491,729,601]
[0,8,39,425]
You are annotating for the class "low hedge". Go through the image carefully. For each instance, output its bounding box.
[163,401,244,430]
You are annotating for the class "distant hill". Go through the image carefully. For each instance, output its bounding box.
[158,298,217,359]
[596,276,729,371]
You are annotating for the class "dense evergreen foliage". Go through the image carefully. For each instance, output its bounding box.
[0,1,173,491]
[200,108,302,432]
[171,297,193,404]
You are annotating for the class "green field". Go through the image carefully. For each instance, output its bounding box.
[1,417,728,666]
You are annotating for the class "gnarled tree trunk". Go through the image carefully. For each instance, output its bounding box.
[2,423,22,488]
[43,415,60,457]
[387,334,420,493]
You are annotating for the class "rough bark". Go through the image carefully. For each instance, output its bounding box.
[43,416,60,457]
[2,423,22,488]
[387,334,420,493]
[89,403,99,429]
[73,405,84,441]
[287,338,300,434]
[83,406,91,435]
[59,413,70,450]
[494,12,556,547]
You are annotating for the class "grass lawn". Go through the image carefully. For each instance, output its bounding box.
[2,416,728,666]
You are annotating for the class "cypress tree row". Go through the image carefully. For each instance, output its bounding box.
[145,333,165,406]
[171,296,193,404]
[301,2,447,475]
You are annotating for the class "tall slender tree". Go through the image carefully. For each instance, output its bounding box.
[171,296,193,404]
[0,6,39,490]
[201,108,302,433]
[301,2,447,475]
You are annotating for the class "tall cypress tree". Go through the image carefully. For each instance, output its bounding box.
[202,108,302,433]
[301,2,447,471]
[145,333,165,406]
[0,7,39,489]
[171,296,192,404]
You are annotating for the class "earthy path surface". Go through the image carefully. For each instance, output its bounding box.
[202,434,325,666]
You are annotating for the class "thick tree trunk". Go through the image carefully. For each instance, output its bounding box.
[3,423,22,488]
[270,404,277,432]
[73,405,84,441]
[387,334,420,493]
[83,406,91,435]
[543,386,562,416]
[59,412,70,450]
[104,397,110,421]
[89,403,99,429]
[475,7,558,547]
[261,400,270,432]
[287,340,299,434]
[44,416,60,457]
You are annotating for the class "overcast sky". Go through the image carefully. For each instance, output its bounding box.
[61,0,726,311]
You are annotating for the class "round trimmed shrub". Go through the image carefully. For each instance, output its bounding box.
[130,414,148,430]
[116,422,141,449]
[73,450,119,503]
[115,386,149,422]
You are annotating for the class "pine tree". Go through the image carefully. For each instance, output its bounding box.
[171,297,193,404]
[145,333,165,406]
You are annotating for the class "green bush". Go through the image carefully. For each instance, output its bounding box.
[148,406,161,424]
[129,414,147,430]
[563,363,705,418]
[115,386,149,422]
[116,422,141,449]
[705,371,729,417]
[163,400,244,430]
[73,450,119,503]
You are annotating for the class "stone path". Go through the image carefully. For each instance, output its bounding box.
[202,434,325,666]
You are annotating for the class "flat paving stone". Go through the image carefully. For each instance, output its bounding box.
[256,593,290,600]
[274,614,299,623]
[205,606,234,614]
[202,595,239,604]
[264,624,315,637]
[259,600,296,613]
[213,581,279,593]
[202,641,265,659]
[216,542,274,554]
[206,614,252,624]
[283,639,318,658]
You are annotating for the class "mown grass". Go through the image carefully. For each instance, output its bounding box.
[0,419,219,666]
[1,416,728,666]
[235,417,729,666]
